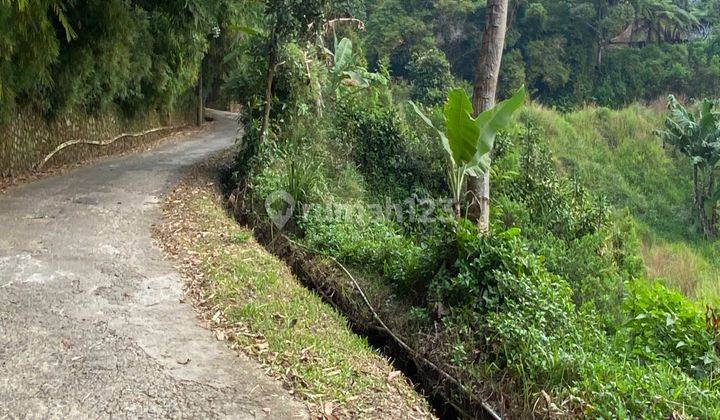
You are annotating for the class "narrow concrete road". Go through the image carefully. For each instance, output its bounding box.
[0,111,306,419]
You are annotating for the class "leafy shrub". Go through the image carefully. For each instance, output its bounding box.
[336,99,445,197]
[429,221,599,390]
[620,280,719,378]
[498,126,611,241]
[572,351,720,418]
[431,221,580,330]
[301,204,449,293]
[405,48,454,106]
[430,221,720,417]
[493,123,644,329]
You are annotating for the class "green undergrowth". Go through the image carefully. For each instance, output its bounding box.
[237,93,720,416]
[520,104,720,305]
[163,177,433,418]
[228,34,720,417]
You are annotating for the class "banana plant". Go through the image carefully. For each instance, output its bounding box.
[656,95,720,237]
[410,86,526,218]
[329,37,387,93]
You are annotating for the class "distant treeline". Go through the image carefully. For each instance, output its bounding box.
[339,0,720,108]
[4,1,719,120]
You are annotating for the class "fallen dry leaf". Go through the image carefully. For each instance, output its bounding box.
[322,401,337,419]
[387,370,402,383]
[212,310,222,324]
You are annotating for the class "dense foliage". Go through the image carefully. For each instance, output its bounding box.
[350,0,720,108]
[405,48,454,106]
[0,0,224,120]
[228,7,720,414]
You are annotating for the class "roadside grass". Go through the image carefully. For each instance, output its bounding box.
[156,158,434,419]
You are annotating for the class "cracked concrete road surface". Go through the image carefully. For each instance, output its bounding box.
[0,111,307,419]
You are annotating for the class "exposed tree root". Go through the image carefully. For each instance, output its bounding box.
[37,126,175,170]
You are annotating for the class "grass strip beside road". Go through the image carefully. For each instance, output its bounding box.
[155,156,434,419]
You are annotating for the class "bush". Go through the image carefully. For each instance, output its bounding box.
[430,221,720,417]
[405,48,454,106]
[336,99,445,198]
[493,123,644,330]
[620,280,719,378]
[301,204,449,294]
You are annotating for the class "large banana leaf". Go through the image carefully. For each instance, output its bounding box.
[443,89,481,167]
[658,95,720,235]
[659,95,720,162]
[468,86,526,174]
[411,86,526,174]
[333,38,353,74]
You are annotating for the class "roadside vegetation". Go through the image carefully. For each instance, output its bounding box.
[221,1,720,417]
[4,0,720,418]
[156,157,434,419]
[0,0,217,120]
[1,0,223,176]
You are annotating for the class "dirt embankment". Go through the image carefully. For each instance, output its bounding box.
[155,153,435,419]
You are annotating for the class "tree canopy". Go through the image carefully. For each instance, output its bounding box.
[346,0,720,108]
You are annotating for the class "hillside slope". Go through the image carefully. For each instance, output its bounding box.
[520,103,720,303]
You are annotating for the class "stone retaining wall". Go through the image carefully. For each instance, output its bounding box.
[0,106,193,178]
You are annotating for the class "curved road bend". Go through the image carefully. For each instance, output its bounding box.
[0,111,307,419]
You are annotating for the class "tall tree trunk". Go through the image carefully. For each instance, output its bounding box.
[259,26,278,143]
[694,165,711,238]
[468,0,509,232]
